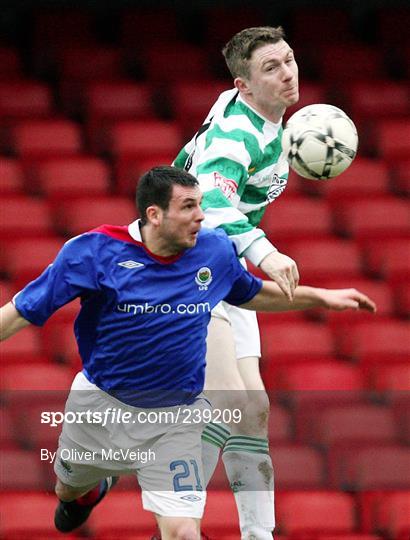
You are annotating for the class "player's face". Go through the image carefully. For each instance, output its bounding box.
[237,40,299,121]
[160,184,204,251]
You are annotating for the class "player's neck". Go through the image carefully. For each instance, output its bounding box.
[240,94,284,124]
[139,224,181,258]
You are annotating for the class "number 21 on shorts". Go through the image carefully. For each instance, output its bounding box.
[170,459,203,492]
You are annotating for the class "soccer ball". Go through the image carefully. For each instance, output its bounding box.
[281,104,358,180]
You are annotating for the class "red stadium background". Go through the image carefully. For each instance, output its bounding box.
[0,1,409,538]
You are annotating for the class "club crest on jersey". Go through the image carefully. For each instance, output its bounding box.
[213,172,238,201]
[195,267,213,290]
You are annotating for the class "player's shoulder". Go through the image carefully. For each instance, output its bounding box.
[197,227,234,251]
[63,224,134,253]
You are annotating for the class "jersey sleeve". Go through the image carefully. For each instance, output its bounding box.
[192,125,277,265]
[13,233,101,326]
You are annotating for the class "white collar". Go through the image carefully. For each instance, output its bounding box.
[237,93,282,128]
[128,219,143,242]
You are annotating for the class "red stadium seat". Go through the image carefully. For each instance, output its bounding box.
[85,81,156,152]
[267,405,293,444]
[171,80,230,136]
[271,444,326,489]
[377,491,410,539]
[11,119,83,158]
[88,491,156,536]
[0,81,53,119]
[335,320,410,362]
[363,238,410,283]
[0,326,45,364]
[57,46,125,116]
[370,363,410,392]
[286,239,364,282]
[0,196,54,239]
[0,492,80,538]
[12,400,65,450]
[0,449,48,490]
[141,44,211,82]
[275,361,365,403]
[110,120,182,159]
[0,407,19,449]
[0,47,23,80]
[260,321,335,366]
[41,320,81,369]
[329,444,410,490]
[0,364,74,393]
[32,156,110,199]
[54,196,136,237]
[276,490,356,536]
[260,196,333,241]
[335,197,410,240]
[58,46,124,81]
[2,237,63,284]
[317,535,382,540]
[392,158,410,196]
[86,81,155,121]
[311,404,398,446]
[202,490,240,536]
[361,490,410,539]
[303,158,390,200]
[348,81,409,121]
[115,153,175,196]
[377,119,410,161]
[394,282,410,318]
[0,158,25,195]
[317,44,386,82]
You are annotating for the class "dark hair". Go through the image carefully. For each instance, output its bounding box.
[222,26,286,79]
[136,166,199,225]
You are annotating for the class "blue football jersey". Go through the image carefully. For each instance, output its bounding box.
[14,221,262,407]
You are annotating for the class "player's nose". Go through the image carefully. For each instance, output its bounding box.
[196,205,205,222]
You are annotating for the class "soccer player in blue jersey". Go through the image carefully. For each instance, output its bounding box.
[0,166,376,539]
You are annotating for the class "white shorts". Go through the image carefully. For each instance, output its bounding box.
[54,372,208,518]
[212,257,261,359]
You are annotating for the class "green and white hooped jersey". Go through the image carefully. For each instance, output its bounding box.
[173,89,289,266]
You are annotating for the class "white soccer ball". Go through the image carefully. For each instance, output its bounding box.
[281,104,358,180]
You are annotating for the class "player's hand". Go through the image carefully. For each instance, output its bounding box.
[321,288,377,312]
[259,251,299,301]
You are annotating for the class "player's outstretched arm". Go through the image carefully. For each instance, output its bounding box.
[0,302,31,341]
[241,282,377,314]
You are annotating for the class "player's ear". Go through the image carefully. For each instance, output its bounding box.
[234,77,251,95]
[146,205,161,226]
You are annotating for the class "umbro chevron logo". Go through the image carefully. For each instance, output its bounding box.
[117,260,145,269]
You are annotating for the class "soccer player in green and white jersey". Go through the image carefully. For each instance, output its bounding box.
[174,27,300,539]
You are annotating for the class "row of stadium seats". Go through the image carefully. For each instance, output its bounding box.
[1,155,409,199]
[1,489,409,539]
[0,79,408,123]
[1,226,408,288]
[0,318,409,366]
[2,385,409,442]
[0,109,409,160]
[1,441,409,492]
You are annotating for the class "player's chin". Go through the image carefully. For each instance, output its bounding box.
[285,90,299,106]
